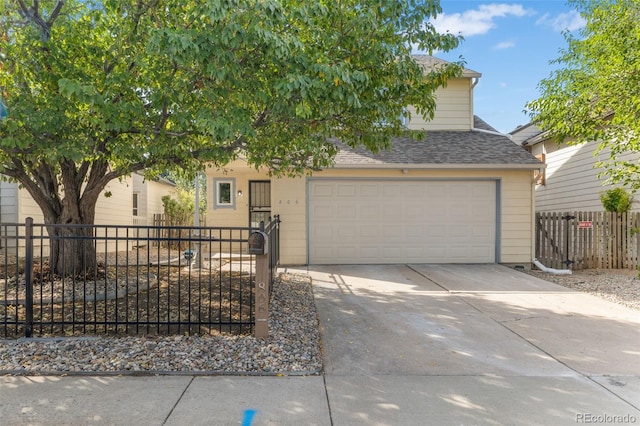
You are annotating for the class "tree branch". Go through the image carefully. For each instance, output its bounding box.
[16,0,65,41]
[5,157,61,220]
[47,1,64,26]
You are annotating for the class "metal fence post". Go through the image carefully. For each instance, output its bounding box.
[24,217,34,338]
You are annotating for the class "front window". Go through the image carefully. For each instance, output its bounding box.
[214,178,235,209]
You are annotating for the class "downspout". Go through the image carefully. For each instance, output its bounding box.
[533,258,572,275]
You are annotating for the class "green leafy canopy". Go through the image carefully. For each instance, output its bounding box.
[0,0,462,225]
[526,0,640,190]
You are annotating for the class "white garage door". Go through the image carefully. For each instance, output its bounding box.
[308,179,497,264]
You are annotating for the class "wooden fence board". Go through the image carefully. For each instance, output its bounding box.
[535,211,639,270]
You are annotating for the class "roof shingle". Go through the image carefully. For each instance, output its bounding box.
[332,116,542,168]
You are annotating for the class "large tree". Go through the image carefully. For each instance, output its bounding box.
[0,0,462,273]
[526,0,640,190]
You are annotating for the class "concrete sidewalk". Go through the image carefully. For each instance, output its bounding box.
[2,264,639,425]
[1,375,330,425]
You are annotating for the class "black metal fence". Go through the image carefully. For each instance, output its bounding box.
[0,216,280,338]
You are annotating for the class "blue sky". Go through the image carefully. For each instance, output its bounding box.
[429,1,586,133]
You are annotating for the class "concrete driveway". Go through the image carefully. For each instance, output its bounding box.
[305,263,640,425]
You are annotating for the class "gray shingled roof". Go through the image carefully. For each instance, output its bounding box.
[332,116,542,168]
[412,55,481,78]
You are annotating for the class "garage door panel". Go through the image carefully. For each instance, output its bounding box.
[472,225,493,238]
[381,205,399,220]
[309,180,496,264]
[425,225,447,239]
[359,184,379,197]
[405,205,424,220]
[312,184,334,197]
[336,184,357,197]
[336,205,356,219]
[335,225,356,239]
[472,184,494,197]
[361,247,380,259]
[359,204,379,219]
[312,205,334,219]
[360,225,379,238]
[450,226,470,239]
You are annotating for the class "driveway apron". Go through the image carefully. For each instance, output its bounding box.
[305,264,640,425]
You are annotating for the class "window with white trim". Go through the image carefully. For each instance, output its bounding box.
[214,178,235,209]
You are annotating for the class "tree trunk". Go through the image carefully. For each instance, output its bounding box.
[7,156,121,277]
[45,199,98,277]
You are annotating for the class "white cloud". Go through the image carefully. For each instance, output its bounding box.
[499,82,508,88]
[537,10,586,32]
[431,4,534,37]
[493,40,516,50]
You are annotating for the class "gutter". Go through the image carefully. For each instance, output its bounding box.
[329,163,543,170]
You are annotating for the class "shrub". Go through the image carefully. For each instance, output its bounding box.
[600,188,633,213]
[162,188,205,225]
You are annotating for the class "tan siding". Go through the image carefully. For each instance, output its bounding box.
[145,180,175,222]
[4,176,134,255]
[0,181,19,223]
[94,177,133,225]
[272,177,307,265]
[133,174,148,222]
[535,140,640,212]
[18,187,45,222]
[207,162,268,228]
[406,79,473,131]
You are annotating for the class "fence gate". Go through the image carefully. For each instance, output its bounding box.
[536,211,640,270]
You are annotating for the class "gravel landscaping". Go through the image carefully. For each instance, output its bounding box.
[0,273,322,376]
[526,268,640,310]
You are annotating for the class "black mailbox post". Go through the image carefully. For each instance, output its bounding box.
[248,231,268,255]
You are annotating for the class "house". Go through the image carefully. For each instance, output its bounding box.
[0,173,175,255]
[0,176,135,226]
[205,56,543,266]
[132,172,177,226]
[512,123,640,212]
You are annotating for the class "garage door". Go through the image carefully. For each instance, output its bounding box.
[308,179,496,264]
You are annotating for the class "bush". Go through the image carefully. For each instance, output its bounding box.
[162,188,205,225]
[600,188,633,213]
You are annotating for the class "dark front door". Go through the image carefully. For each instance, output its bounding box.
[249,181,271,228]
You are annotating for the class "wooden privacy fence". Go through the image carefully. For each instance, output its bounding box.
[536,212,640,270]
[152,214,206,249]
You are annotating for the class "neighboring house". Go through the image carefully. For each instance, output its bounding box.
[132,172,177,225]
[0,173,175,255]
[206,56,543,266]
[512,124,640,212]
[0,176,134,226]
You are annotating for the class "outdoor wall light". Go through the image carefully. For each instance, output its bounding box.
[237,190,243,197]
[401,169,409,174]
